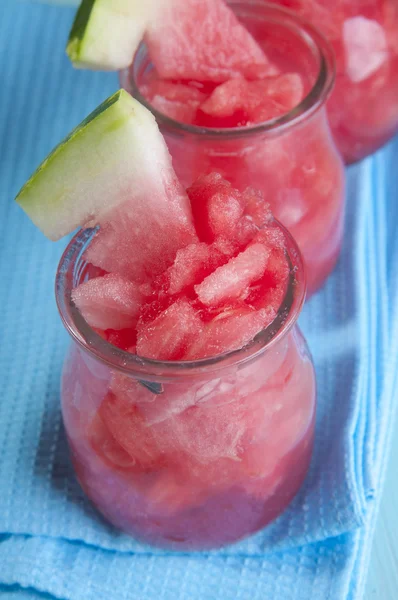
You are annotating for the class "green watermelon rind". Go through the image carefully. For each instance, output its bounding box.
[67,0,97,65]
[15,89,173,241]
[66,0,157,70]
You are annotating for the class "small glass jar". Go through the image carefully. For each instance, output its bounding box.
[57,223,316,551]
[121,2,345,297]
[268,0,398,163]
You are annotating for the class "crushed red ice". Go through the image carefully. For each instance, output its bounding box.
[137,72,305,128]
[76,173,290,361]
[187,173,244,242]
[139,78,207,124]
[194,243,271,307]
[72,273,143,330]
[136,298,203,361]
[199,74,304,124]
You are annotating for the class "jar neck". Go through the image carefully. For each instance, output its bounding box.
[121,1,335,140]
[55,220,306,383]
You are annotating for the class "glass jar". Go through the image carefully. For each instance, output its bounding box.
[121,2,346,297]
[268,0,398,163]
[57,224,316,551]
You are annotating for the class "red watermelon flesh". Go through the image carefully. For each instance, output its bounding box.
[75,173,290,362]
[244,228,290,311]
[195,243,271,307]
[185,306,274,360]
[105,328,137,352]
[72,273,143,330]
[145,0,278,83]
[85,178,197,283]
[246,249,290,313]
[241,187,273,228]
[166,242,212,295]
[89,413,137,471]
[187,173,244,243]
[136,298,204,361]
[199,74,304,125]
[139,78,207,124]
[98,390,164,470]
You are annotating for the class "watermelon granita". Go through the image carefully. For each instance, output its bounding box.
[68,0,345,297]
[16,90,316,550]
[267,0,398,163]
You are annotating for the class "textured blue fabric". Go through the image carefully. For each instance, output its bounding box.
[1,2,398,599]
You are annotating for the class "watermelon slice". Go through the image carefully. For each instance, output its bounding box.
[67,0,276,82]
[16,90,195,282]
[72,273,143,330]
[145,0,277,83]
[67,0,157,70]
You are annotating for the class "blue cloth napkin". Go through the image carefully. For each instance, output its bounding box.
[1,2,398,598]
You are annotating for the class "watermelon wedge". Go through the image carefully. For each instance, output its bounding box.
[66,0,276,82]
[67,0,157,70]
[145,0,277,83]
[16,90,196,280]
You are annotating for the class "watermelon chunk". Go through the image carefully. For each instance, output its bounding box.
[98,390,163,470]
[136,298,203,360]
[187,173,244,243]
[199,74,304,124]
[343,17,388,83]
[166,242,212,295]
[72,273,143,330]
[139,78,206,124]
[105,328,137,351]
[242,227,290,311]
[233,216,259,249]
[16,90,195,251]
[195,243,271,307]
[145,0,277,83]
[89,413,136,470]
[241,187,273,228]
[185,306,272,360]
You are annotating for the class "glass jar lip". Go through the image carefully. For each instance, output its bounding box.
[120,0,336,139]
[55,221,306,381]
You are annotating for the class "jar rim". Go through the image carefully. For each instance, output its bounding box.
[120,0,336,140]
[55,221,306,381]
